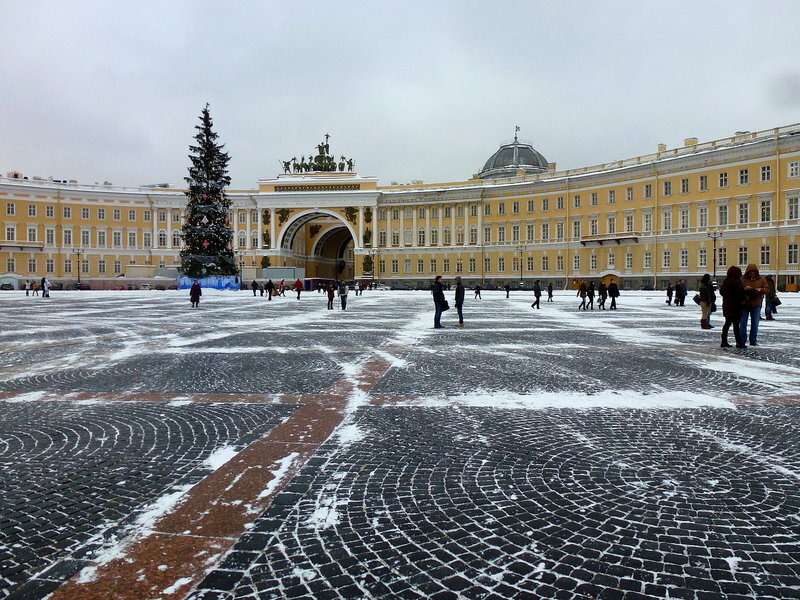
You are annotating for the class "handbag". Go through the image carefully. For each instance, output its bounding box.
[442,300,450,311]
[693,293,702,305]
[773,297,782,306]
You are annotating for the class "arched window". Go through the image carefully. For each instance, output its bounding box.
[456,227,465,244]
[172,230,181,247]
[158,229,167,247]
[443,227,452,245]
[391,229,399,246]
[238,231,247,248]
[252,231,259,248]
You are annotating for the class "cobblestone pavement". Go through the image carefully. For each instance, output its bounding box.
[1,289,799,600]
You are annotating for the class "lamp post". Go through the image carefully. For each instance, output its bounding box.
[707,229,723,282]
[237,251,245,290]
[369,248,378,285]
[517,245,525,287]
[75,246,84,288]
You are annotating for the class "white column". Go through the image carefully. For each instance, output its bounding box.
[358,206,364,249]
[257,205,263,248]
[246,209,252,250]
[400,208,405,247]
[270,208,276,249]
[412,206,418,247]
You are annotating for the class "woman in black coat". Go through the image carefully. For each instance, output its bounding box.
[189,280,202,308]
[719,266,746,348]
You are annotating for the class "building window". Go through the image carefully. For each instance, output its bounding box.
[643,213,652,232]
[143,232,152,247]
[128,209,136,221]
[28,258,36,273]
[607,217,616,234]
[526,224,535,241]
[789,161,799,178]
[7,258,15,272]
[511,225,519,242]
[82,207,90,219]
[418,207,425,220]
[625,214,634,233]
[6,202,15,216]
[788,244,798,264]
[418,228,425,245]
[391,259,398,274]
[556,255,564,271]
[64,259,72,273]
[467,204,475,217]
[379,260,385,274]
[512,201,520,214]
[789,197,799,220]
[97,230,106,247]
[541,223,549,240]
[392,229,400,245]
[663,250,671,268]
[128,232,137,247]
[431,228,439,245]
[113,209,121,221]
[483,226,491,243]
[608,190,616,204]
[557,197,564,210]
[405,208,413,220]
[404,259,412,273]
[738,202,749,224]
[644,184,652,199]
[608,252,615,269]
[47,205,56,218]
[498,257,505,272]
[64,206,72,219]
[379,229,387,245]
[542,198,550,211]
[526,256,534,271]
[63,229,72,245]
[28,227,37,242]
[760,245,771,265]
[738,247,748,265]
[81,259,89,274]
[404,227,412,245]
[626,187,633,202]
[443,259,450,272]
[417,259,424,274]
[699,175,708,191]
[590,219,599,235]
[484,257,491,272]
[698,248,707,267]
[590,253,597,270]
[143,210,151,222]
[719,172,728,188]
[114,260,121,274]
[81,229,92,246]
[573,195,581,209]
[760,200,771,222]
[573,221,581,238]
[497,225,506,243]
[456,228,465,244]
[97,208,105,220]
[698,207,708,227]
[644,251,652,268]
[443,228,451,245]
[718,205,728,226]
[573,255,580,271]
[680,249,688,268]
[113,231,122,247]
[28,204,37,217]
[98,260,106,274]
[663,181,672,196]
[392,208,400,220]
[430,259,437,273]
[456,259,463,273]
[527,199,535,212]
[739,169,749,185]
[591,192,598,206]
[456,205,464,218]
[158,230,167,247]
[483,204,491,216]
[679,208,689,229]
[469,258,476,272]
[46,228,55,244]
[625,252,633,270]
[680,178,689,194]
[541,256,549,271]
[761,165,771,182]
[174,230,183,247]
[556,222,564,240]
[46,258,54,273]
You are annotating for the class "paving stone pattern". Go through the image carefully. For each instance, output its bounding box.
[192,406,800,600]
[0,400,295,599]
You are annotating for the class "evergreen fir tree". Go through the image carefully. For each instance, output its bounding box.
[179,104,237,278]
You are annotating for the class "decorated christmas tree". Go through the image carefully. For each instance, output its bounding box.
[179,104,237,278]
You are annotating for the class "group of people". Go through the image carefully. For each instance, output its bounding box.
[665,280,689,306]
[23,278,51,297]
[714,264,778,348]
[575,279,620,310]
[325,280,350,310]
[251,278,304,300]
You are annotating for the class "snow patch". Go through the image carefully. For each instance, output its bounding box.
[203,446,240,471]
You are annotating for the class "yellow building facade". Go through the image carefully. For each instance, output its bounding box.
[2,123,800,291]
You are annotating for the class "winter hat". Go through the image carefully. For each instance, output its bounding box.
[454,276,462,282]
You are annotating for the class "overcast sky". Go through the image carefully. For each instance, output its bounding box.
[2,0,799,189]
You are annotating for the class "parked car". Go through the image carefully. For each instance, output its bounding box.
[0,283,14,290]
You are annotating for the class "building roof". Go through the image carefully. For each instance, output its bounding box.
[478,137,549,179]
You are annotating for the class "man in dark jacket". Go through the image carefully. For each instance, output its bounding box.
[547,282,553,302]
[265,279,275,301]
[454,276,465,326]
[607,280,620,309]
[432,275,446,328]
[531,280,542,309]
[505,283,511,298]
[251,280,258,296]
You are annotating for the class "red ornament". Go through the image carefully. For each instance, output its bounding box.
[202,193,207,200]
[202,240,210,248]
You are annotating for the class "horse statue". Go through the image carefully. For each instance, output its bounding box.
[347,158,354,171]
[282,160,292,174]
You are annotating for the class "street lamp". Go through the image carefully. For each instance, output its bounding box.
[237,251,245,289]
[75,246,84,288]
[707,229,723,282]
[369,248,378,285]
[517,245,525,286]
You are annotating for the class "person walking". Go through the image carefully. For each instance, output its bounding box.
[764,274,777,320]
[42,278,51,298]
[666,283,674,305]
[547,282,553,302]
[474,284,482,299]
[586,281,595,310]
[698,273,716,329]
[265,279,274,301]
[432,275,446,329]
[675,280,687,306]
[189,280,202,308]
[597,281,607,310]
[279,279,286,297]
[338,280,349,310]
[531,280,542,309]
[32,282,39,296]
[740,264,767,346]
[24,280,31,296]
[577,280,588,310]
[251,280,258,296]
[294,278,303,300]
[607,280,620,310]
[719,266,746,348]
[454,275,465,326]
[504,283,511,298]
[326,281,335,310]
